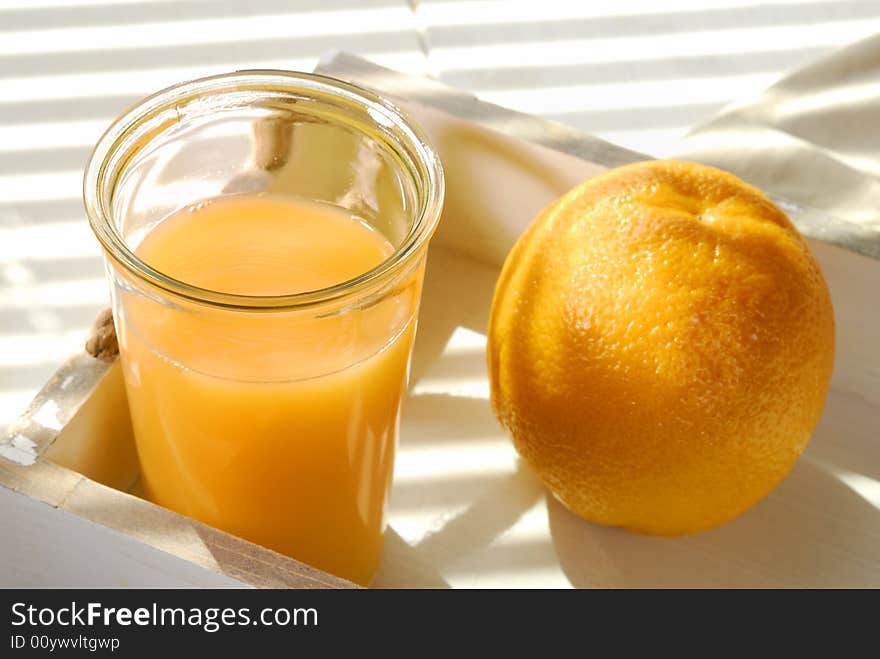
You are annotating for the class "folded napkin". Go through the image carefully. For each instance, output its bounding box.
[678,33,880,258]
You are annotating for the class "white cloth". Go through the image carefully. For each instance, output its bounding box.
[679,33,880,252]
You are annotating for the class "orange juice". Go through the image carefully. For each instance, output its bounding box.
[117,193,418,585]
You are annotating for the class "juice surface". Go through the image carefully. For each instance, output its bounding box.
[119,193,417,585]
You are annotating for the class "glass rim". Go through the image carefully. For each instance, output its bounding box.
[83,69,445,311]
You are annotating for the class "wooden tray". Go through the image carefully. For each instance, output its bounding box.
[2,54,878,588]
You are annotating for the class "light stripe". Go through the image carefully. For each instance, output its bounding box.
[0,0,182,9]
[0,119,109,151]
[0,331,87,367]
[445,564,568,588]
[0,50,427,106]
[0,7,416,55]
[0,60,317,105]
[835,468,880,510]
[0,222,99,262]
[494,501,554,545]
[597,128,705,157]
[394,439,517,483]
[431,20,880,71]
[473,73,777,115]
[0,171,84,204]
[409,376,490,399]
[774,79,880,117]
[390,501,555,549]
[0,278,108,309]
[0,391,38,432]
[420,0,824,26]
[444,326,486,354]
[1,262,32,285]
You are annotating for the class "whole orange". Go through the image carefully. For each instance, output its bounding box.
[487,160,835,535]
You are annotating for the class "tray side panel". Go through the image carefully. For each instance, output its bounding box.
[44,360,140,492]
[0,457,356,588]
[0,485,245,588]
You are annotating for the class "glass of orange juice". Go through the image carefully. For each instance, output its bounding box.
[83,71,444,585]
